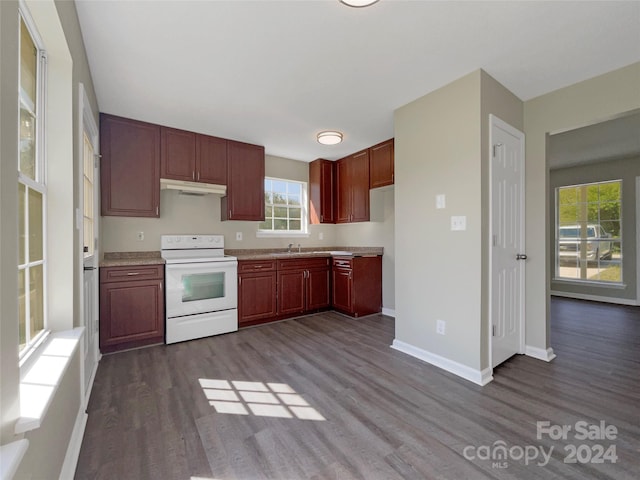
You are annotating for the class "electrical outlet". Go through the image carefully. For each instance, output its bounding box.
[436,319,446,335]
[319,232,324,240]
[451,215,466,231]
[136,231,144,241]
[236,232,243,241]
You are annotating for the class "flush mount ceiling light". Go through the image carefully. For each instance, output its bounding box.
[339,0,379,7]
[317,131,343,145]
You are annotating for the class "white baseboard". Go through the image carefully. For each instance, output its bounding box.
[381,307,396,317]
[551,291,638,306]
[391,339,493,386]
[59,408,87,480]
[525,345,557,362]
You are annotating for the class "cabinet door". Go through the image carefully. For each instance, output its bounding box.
[369,138,394,189]
[335,158,351,224]
[277,269,306,315]
[331,267,352,313]
[196,134,227,184]
[100,114,160,217]
[99,279,164,352]
[160,127,196,181]
[309,159,335,224]
[307,267,330,311]
[223,140,265,221]
[238,272,277,325]
[350,150,370,222]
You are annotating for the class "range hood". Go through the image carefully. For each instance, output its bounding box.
[160,178,227,196]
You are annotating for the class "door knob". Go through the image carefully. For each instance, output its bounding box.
[516,254,527,260]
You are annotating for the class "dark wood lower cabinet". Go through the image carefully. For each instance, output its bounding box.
[238,260,278,327]
[277,258,330,317]
[331,256,382,317]
[99,265,164,353]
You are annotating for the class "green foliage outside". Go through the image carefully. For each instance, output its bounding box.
[558,181,621,238]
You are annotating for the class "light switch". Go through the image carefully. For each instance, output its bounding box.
[436,194,446,209]
[451,216,466,231]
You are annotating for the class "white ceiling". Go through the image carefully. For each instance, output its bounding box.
[75,0,640,162]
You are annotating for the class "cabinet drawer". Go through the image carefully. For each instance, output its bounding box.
[332,257,353,269]
[277,257,330,270]
[100,265,164,283]
[238,260,276,273]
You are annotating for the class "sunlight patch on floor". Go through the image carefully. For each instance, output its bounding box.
[198,378,326,421]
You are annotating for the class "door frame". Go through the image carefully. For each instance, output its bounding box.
[488,114,526,370]
[78,82,100,403]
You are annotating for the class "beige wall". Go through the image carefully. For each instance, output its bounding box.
[334,187,395,310]
[102,153,397,309]
[1,2,99,477]
[101,155,338,252]
[394,69,524,375]
[0,0,21,444]
[479,71,524,368]
[395,71,484,371]
[524,62,640,349]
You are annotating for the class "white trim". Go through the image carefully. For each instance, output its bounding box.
[255,231,311,239]
[58,408,88,480]
[637,176,640,304]
[391,339,493,386]
[381,307,395,317]
[488,114,526,369]
[0,439,29,480]
[551,291,638,306]
[525,345,557,362]
[15,328,84,434]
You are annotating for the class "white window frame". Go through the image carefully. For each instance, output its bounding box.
[554,179,623,285]
[18,7,49,362]
[257,177,310,238]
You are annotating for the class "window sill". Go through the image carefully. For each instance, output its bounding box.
[15,328,84,434]
[552,278,627,289]
[256,231,310,239]
[0,439,29,480]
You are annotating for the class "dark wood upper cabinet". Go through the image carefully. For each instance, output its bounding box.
[160,127,196,181]
[369,138,394,189]
[336,149,370,223]
[222,140,265,221]
[161,127,228,185]
[309,158,335,224]
[100,114,160,217]
[196,134,227,185]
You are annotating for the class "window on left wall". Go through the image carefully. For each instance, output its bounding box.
[18,13,48,357]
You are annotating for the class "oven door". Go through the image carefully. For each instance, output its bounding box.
[165,260,237,319]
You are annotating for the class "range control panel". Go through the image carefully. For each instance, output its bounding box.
[161,234,224,250]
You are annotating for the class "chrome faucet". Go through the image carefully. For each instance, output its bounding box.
[287,243,294,253]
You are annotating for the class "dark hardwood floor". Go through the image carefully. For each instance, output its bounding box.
[75,298,640,479]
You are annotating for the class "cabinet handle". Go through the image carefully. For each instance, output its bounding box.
[239,277,242,286]
[159,281,162,291]
[192,171,196,180]
[156,206,159,216]
[127,272,140,276]
[197,171,200,181]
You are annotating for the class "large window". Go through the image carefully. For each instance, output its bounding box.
[556,180,622,283]
[259,177,308,235]
[18,15,47,355]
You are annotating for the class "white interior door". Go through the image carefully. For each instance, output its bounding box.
[79,84,100,397]
[490,115,525,368]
